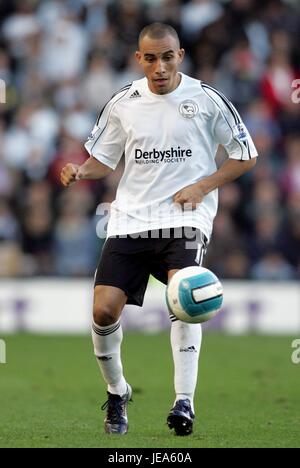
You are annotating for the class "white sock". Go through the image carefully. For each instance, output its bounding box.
[170,320,202,413]
[92,320,127,396]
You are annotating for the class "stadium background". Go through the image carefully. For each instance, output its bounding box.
[0,0,300,449]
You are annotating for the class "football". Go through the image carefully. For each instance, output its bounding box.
[166,266,223,324]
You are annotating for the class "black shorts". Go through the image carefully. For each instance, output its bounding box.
[95,227,208,307]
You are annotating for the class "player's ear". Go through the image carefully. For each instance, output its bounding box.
[135,51,142,64]
[178,48,185,63]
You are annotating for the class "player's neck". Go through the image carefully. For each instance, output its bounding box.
[171,73,182,93]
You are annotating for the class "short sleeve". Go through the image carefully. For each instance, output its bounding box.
[201,84,258,161]
[84,92,128,170]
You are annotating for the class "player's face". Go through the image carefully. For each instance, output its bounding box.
[136,35,185,95]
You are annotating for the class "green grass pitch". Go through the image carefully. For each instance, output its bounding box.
[0,333,299,448]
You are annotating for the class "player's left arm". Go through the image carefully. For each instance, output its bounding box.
[174,158,256,208]
[174,89,258,208]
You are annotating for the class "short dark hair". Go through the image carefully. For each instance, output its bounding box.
[138,23,180,49]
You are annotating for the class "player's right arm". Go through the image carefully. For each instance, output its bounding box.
[61,85,130,187]
[60,158,112,187]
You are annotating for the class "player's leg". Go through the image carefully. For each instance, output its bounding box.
[167,268,202,435]
[168,268,202,409]
[93,285,128,396]
[153,227,207,435]
[92,235,150,434]
[92,284,132,435]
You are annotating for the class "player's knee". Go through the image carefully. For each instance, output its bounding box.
[93,303,119,326]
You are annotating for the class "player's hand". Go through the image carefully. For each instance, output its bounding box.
[60,163,81,187]
[173,182,206,209]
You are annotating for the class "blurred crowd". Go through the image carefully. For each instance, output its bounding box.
[0,0,300,280]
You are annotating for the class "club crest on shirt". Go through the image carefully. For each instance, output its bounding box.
[179,100,199,119]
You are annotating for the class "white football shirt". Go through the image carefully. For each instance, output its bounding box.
[85,73,258,240]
